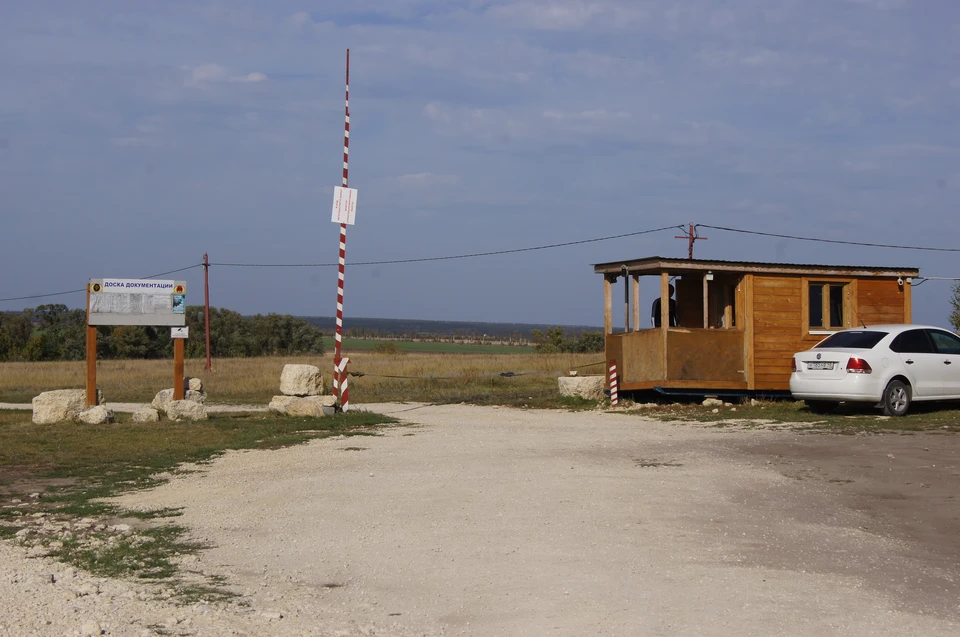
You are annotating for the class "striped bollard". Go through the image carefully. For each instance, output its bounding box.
[336,357,350,412]
[608,360,619,406]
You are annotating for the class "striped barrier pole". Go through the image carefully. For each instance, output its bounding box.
[333,49,350,408]
[336,357,350,412]
[608,360,619,406]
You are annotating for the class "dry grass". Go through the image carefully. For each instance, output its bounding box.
[0,353,607,405]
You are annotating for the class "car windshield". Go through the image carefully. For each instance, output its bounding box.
[814,330,887,349]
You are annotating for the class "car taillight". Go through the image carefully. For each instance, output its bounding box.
[846,357,872,374]
[791,358,797,372]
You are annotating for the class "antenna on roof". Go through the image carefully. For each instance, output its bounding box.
[675,223,707,259]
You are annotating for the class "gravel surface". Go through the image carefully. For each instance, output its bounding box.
[0,402,267,413]
[2,403,959,636]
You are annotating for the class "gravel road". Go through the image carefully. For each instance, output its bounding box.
[2,403,958,636]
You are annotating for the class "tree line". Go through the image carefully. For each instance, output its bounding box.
[0,304,325,362]
[531,327,605,353]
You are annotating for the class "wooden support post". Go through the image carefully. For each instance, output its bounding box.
[174,338,185,400]
[622,266,629,333]
[660,272,670,376]
[631,275,640,332]
[85,284,97,407]
[743,274,755,390]
[723,285,733,330]
[702,275,709,329]
[903,279,912,323]
[603,275,613,335]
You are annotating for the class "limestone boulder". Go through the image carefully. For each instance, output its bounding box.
[702,398,724,407]
[186,377,203,392]
[152,388,206,414]
[32,389,102,425]
[279,364,324,397]
[557,376,606,401]
[269,395,336,417]
[132,407,160,423]
[77,405,114,425]
[166,400,208,421]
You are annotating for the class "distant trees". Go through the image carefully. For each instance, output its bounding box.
[950,283,960,333]
[0,305,325,361]
[531,327,605,354]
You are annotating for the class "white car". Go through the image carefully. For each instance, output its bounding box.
[789,324,960,416]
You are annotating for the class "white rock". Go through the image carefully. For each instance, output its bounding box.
[77,405,114,425]
[186,377,204,392]
[269,395,336,417]
[132,407,160,423]
[557,376,605,400]
[165,400,208,421]
[702,398,724,407]
[152,388,206,414]
[279,364,324,396]
[32,389,102,424]
[80,620,103,636]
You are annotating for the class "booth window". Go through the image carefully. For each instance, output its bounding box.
[808,282,847,330]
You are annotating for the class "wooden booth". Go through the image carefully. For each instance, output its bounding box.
[595,257,919,395]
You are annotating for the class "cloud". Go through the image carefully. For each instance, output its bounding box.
[484,0,648,31]
[183,63,268,87]
[235,72,267,83]
[287,11,335,32]
[391,172,462,187]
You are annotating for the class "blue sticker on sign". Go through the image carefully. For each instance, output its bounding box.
[172,294,186,314]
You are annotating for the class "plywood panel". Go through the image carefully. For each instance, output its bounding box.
[754,278,802,289]
[620,329,665,384]
[666,329,745,383]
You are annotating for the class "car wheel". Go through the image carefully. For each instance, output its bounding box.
[806,400,837,414]
[881,380,911,417]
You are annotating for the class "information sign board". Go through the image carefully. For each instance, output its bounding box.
[88,279,187,327]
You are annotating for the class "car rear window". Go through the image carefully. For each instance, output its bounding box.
[814,330,887,349]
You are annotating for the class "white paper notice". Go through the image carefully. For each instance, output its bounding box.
[331,187,358,225]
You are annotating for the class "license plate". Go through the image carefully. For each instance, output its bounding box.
[806,361,835,370]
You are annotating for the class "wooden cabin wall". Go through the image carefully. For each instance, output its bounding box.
[856,279,907,325]
[752,275,805,390]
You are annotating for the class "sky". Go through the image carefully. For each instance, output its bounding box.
[1,0,959,328]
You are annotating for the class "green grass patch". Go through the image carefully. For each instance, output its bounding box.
[627,399,960,433]
[0,408,396,601]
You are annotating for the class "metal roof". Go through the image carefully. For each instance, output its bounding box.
[593,256,919,278]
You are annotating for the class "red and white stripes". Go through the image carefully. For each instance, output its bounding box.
[333,49,350,409]
[608,361,619,406]
[336,357,350,412]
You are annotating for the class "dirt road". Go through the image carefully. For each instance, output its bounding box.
[3,404,959,636]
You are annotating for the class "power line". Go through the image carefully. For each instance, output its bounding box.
[210,225,687,268]
[0,264,202,304]
[697,224,960,253]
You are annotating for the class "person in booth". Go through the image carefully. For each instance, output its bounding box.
[651,284,678,327]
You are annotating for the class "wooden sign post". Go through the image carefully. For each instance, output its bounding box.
[174,338,185,400]
[85,278,188,407]
[86,284,98,407]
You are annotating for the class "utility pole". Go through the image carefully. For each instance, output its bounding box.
[675,222,707,259]
[203,253,212,371]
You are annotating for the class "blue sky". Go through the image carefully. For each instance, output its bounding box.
[2,0,958,327]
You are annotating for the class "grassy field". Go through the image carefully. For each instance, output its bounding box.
[0,352,608,406]
[321,336,531,354]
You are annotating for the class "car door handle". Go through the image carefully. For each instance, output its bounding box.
[905,359,914,364]
[946,360,953,365]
